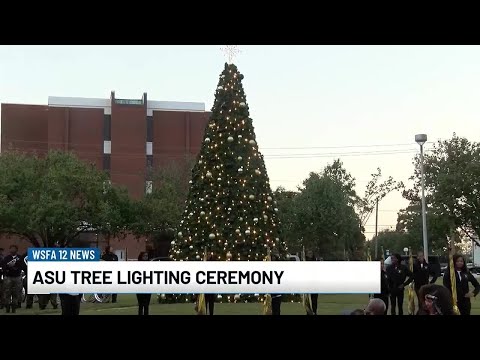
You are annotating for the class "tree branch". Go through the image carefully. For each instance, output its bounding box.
[460,225,480,246]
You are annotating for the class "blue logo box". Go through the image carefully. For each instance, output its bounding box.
[27,248,100,262]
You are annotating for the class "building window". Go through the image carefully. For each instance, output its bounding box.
[145,180,153,195]
[147,116,153,142]
[104,141,111,154]
[103,154,111,174]
[104,115,111,141]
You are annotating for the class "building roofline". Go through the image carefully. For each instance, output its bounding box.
[48,96,206,113]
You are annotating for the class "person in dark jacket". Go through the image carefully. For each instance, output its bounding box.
[38,244,59,310]
[101,246,118,303]
[1,245,23,313]
[136,252,152,315]
[305,250,318,315]
[19,253,35,309]
[204,254,216,315]
[386,253,413,315]
[59,293,82,315]
[373,258,389,314]
[413,251,437,304]
[270,252,282,315]
[416,284,454,315]
[443,254,480,315]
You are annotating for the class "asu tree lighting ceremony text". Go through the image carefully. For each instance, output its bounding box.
[27,249,380,294]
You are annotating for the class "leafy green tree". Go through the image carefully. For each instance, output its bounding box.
[274,186,299,252]
[131,158,194,246]
[171,63,286,261]
[323,159,359,207]
[291,170,364,260]
[95,182,133,245]
[0,151,130,247]
[275,161,401,259]
[370,229,412,255]
[398,134,480,251]
[396,189,452,254]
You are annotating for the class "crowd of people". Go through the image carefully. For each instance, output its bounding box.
[0,245,121,316]
[0,245,160,316]
[2,244,480,316]
[353,251,480,315]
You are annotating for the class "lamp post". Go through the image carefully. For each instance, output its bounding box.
[415,134,429,262]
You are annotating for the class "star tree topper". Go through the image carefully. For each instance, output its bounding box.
[220,45,241,64]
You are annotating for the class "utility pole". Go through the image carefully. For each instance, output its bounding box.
[374,198,379,259]
[415,134,429,261]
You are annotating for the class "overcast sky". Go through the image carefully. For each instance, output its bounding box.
[1,45,480,238]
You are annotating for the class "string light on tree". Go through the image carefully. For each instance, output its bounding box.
[170,51,287,263]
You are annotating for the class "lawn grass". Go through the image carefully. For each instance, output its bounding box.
[6,292,480,315]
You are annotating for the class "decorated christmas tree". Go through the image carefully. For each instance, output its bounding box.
[171,50,287,261]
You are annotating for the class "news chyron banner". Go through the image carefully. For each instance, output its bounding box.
[27,248,380,294]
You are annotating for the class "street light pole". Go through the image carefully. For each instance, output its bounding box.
[415,134,429,262]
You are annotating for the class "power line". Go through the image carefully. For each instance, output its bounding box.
[2,137,435,152]
[261,142,434,150]
[265,149,420,159]
[0,146,426,159]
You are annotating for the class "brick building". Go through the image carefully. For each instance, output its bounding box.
[1,91,209,258]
